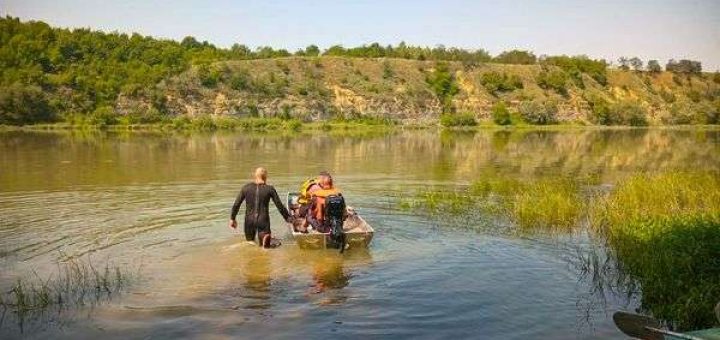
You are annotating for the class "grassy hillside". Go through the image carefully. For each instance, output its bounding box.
[2,16,719,126]
[141,57,719,125]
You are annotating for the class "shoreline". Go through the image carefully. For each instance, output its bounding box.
[2,119,719,133]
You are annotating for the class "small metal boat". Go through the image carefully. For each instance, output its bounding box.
[286,193,374,250]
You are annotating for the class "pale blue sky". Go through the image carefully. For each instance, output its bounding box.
[3,0,720,70]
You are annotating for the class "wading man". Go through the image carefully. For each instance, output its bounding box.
[229,167,291,248]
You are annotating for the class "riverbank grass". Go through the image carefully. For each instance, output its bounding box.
[402,171,720,329]
[0,115,398,133]
[403,176,583,230]
[590,172,720,330]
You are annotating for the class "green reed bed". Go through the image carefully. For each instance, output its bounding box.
[401,171,720,330]
[402,176,584,231]
[0,258,131,331]
[591,172,720,330]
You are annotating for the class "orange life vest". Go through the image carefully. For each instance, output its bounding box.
[312,187,341,222]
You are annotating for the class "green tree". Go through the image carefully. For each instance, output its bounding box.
[479,71,523,95]
[304,44,320,57]
[491,102,512,125]
[426,62,459,113]
[493,50,537,65]
[542,55,607,86]
[618,57,630,71]
[592,100,648,126]
[666,59,702,74]
[536,69,569,96]
[518,99,558,125]
[647,60,662,73]
[0,83,54,125]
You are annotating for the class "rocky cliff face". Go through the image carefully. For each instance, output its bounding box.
[127,57,719,124]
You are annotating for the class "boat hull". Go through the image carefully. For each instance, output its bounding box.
[287,214,374,250]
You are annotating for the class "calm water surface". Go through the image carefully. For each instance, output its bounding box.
[1,128,718,339]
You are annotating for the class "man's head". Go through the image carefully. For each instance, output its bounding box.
[254,167,268,183]
[318,171,333,188]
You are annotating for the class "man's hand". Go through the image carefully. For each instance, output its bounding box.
[229,219,237,230]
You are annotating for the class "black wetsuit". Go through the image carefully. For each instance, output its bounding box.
[230,183,290,242]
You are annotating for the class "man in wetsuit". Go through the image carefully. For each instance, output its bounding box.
[229,167,291,248]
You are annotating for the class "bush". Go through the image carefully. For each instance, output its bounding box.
[197,64,221,88]
[584,92,611,122]
[479,72,523,95]
[590,100,647,126]
[541,55,608,86]
[493,50,537,65]
[647,60,662,74]
[426,62,459,113]
[659,89,676,103]
[536,69,569,96]
[613,101,648,126]
[663,101,697,125]
[491,102,512,125]
[118,107,166,125]
[706,101,720,124]
[0,83,54,125]
[284,119,302,131]
[518,99,558,125]
[382,61,394,79]
[189,115,217,130]
[229,70,252,91]
[87,106,118,127]
[440,112,477,127]
[171,115,192,129]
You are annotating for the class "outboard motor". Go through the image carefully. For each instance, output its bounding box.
[324,194,346,253]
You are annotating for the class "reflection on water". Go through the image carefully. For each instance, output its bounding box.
[1,128,718,192]
[0,128,718,339]
[311,255,352,293]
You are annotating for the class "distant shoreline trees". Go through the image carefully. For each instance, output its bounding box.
[0,16,714,126]
[616,56,703,75]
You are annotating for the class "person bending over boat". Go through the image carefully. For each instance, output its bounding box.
[229,167,291,248]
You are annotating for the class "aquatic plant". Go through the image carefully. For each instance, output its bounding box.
[0,258,132,331]
[591,172,720,234]
[591,172,720,330]
[510,179,582,230]
[404,176,583,231]
[403,171,720,329]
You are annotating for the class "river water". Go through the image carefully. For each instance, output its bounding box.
[1,128,718,339]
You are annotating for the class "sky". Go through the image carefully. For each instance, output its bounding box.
[3,0,720,70]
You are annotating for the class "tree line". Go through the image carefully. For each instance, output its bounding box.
[0,16,710,125]
[617,56,702,74]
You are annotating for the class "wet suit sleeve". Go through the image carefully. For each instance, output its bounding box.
[230,187,246,221]
[270,186,290,221]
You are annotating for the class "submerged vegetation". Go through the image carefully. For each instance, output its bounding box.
[401,171,720,330]
[402,176,584,231]
[0,258,132,331]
